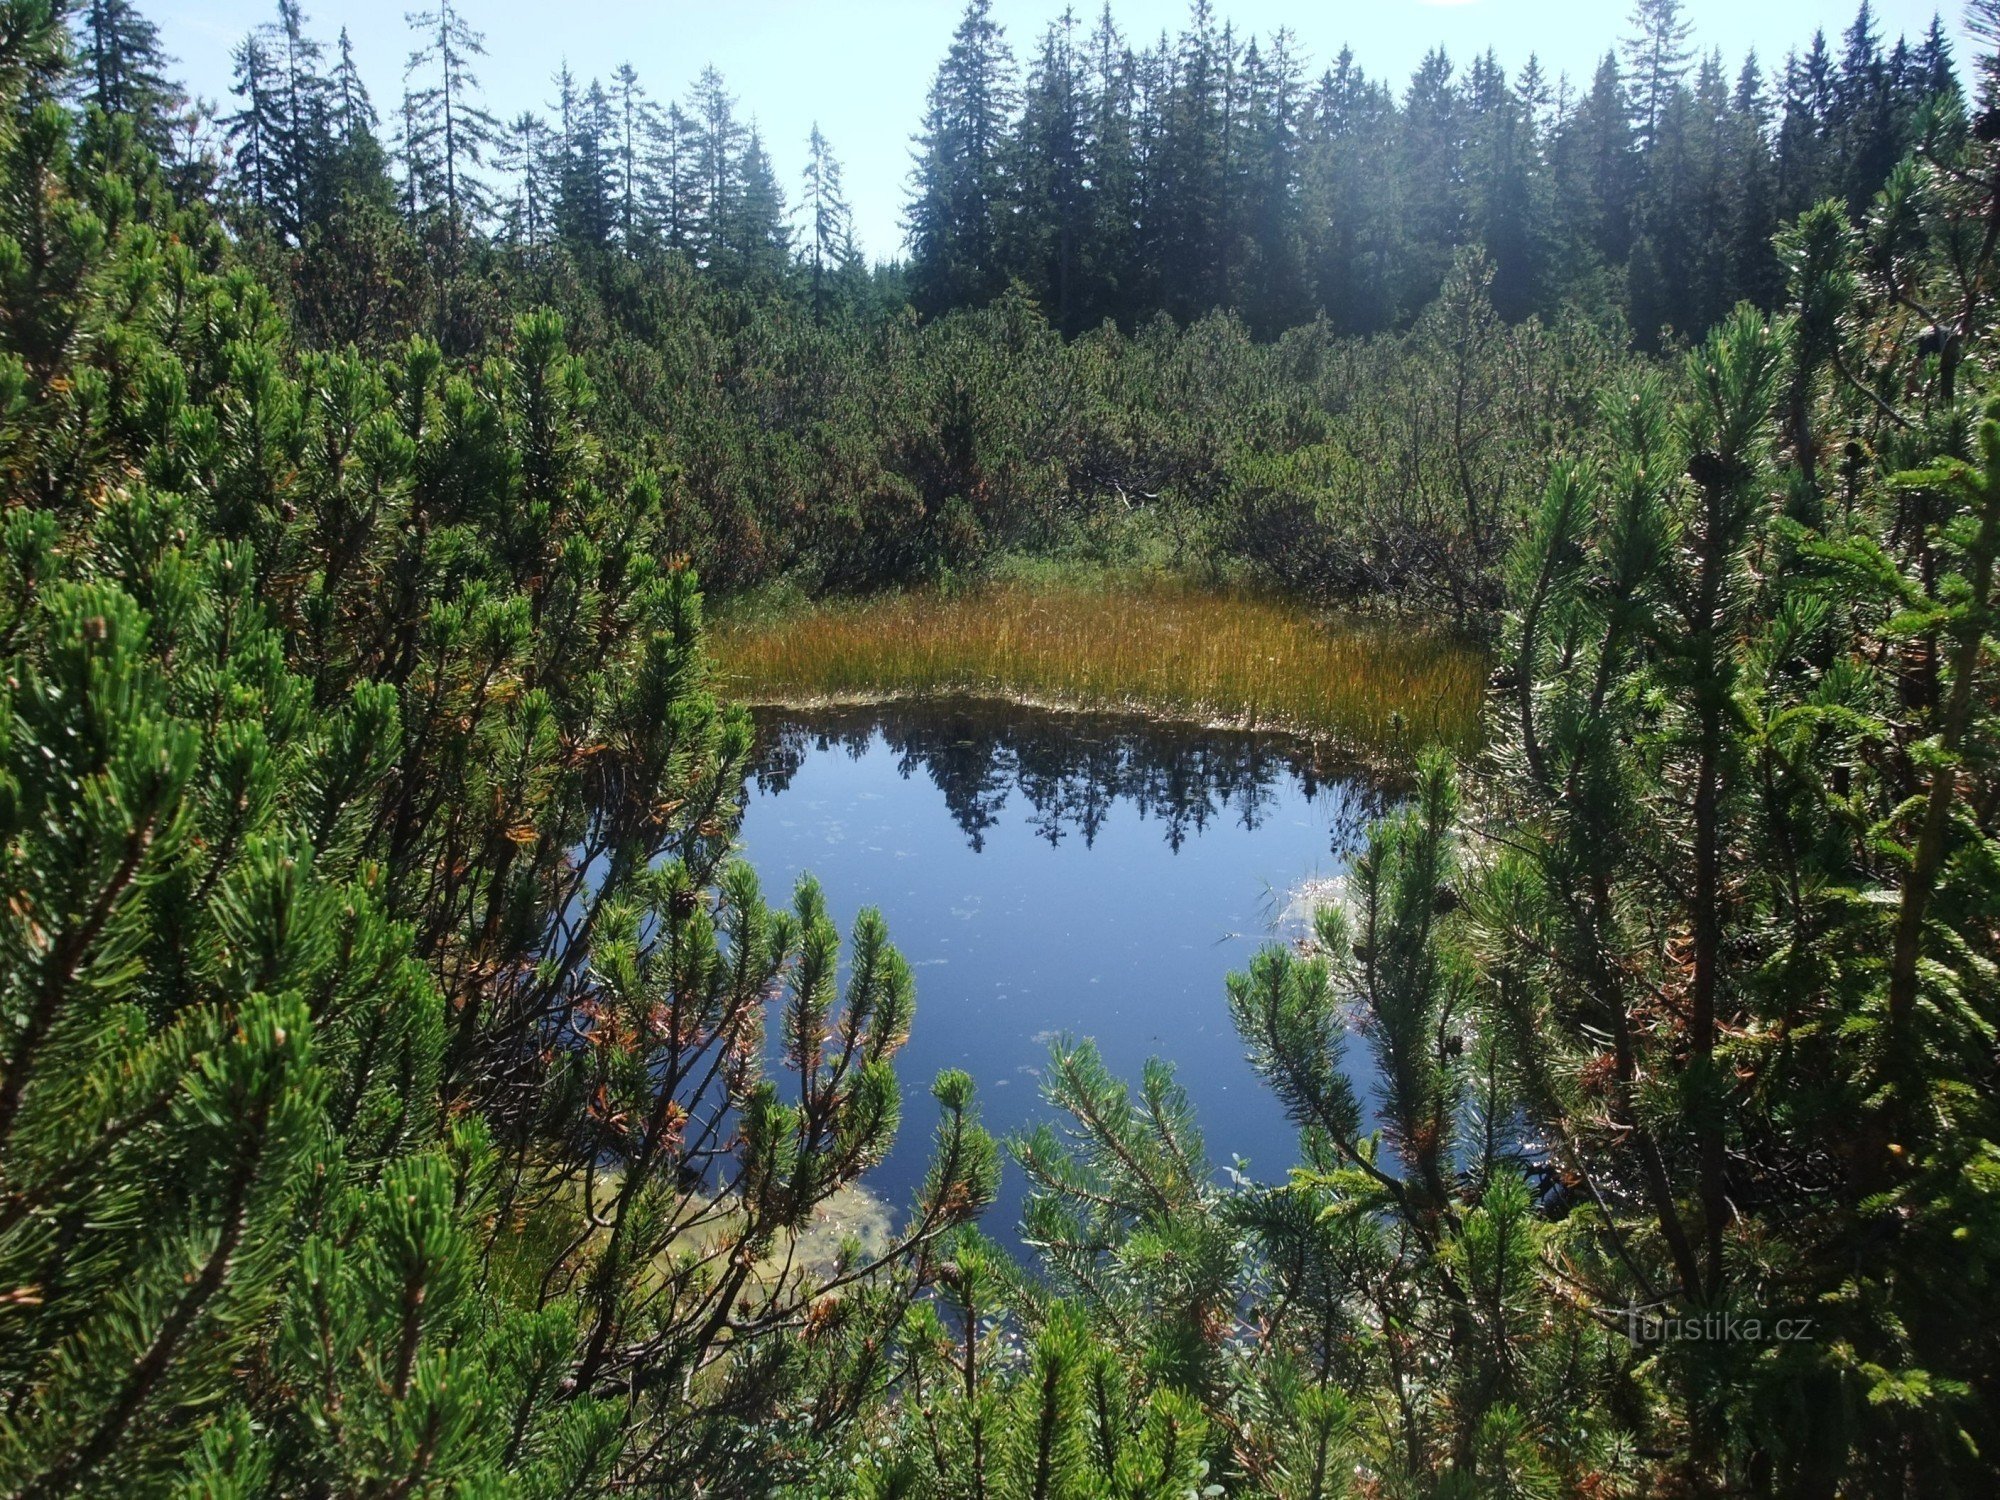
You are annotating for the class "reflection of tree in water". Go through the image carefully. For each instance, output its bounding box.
[748,699,1388,855]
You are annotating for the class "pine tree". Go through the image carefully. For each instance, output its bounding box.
[0,16,1031,1484]
[1971,0,2000,106]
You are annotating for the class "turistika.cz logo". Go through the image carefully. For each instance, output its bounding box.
[1616,1304,1817,1344]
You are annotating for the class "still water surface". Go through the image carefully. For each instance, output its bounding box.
[737,700,1389,1245]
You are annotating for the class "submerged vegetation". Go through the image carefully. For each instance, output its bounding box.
[714,576,1487,754]
[2,0,1998,1496]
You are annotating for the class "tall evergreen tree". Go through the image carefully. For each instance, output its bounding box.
[1009,8,1092,331]
[727,122,791,291]
[1834,2,1903,212]
[1622,0,1694,151]
[223,31,280,219]
[69,0,183,154]
[401,0,499,237]
[496,108,553,250]
[555,75,615,253]
[317,26,392,210]
[685,64,745,271]
[1235,29,1310,335]
[1774,32,1837,218]
[1299,46,1399,332]
[643,100,700,257]
[1082,3,1138,325]
[1549,50,1636,296]
[273,2,329,227]
[906,0,1017,315]
[1150,1,1233,320]
[1397,47,1465,315]
[610,62,654,253]
[1463,48,1552,322]
[1722,51,1781,308]
[799,121,856,319]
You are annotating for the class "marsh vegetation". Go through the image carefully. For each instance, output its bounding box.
[715,575,1487,755]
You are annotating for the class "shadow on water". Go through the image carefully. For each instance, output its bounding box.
[737,697,1395,1251]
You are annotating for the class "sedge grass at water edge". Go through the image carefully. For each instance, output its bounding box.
[711,579,1485,756]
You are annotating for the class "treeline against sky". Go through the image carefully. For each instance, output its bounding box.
[57,0,1958,611]
[905,0,1959,338]
[83,0,1962,342]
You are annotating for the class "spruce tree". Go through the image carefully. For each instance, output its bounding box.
[401,0,498,237]
[223,31,280,220]
[644,100,700,258]
[1151,0,1232,321]
[727,122,791,292]
[1621,0,1694,152]
[1009,10,1091,332]
[1298,47,1399,332]
[907,0,1016,315]
[1237,29,1311,335]
[1082,3,1138,326]
[800,121,856,320]
[68,0,182,154]
[1397,47,1466,315]
[321,24,391,210]
[555,76,615,254]
[610,62,654,254]
[684,64,745,273]
[497,108,553,251]
[264,0,330,239]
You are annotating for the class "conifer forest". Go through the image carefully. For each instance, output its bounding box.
[4,0,2000,1492]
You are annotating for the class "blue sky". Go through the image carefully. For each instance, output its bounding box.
[152,1,1971,261]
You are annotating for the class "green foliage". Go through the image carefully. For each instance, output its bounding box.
[0,25,1000,1494]
[7,3,2000,1498]
[833,42,2000,1496]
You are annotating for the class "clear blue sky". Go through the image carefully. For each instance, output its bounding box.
[152,1,1971,262]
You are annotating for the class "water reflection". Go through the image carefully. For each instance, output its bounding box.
[736,698,1389,1248]
[750,699,1387,855]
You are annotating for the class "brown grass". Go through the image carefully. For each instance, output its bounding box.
[711,577,1486,757]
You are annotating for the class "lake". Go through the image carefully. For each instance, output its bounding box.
[738,698,1391,1247]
